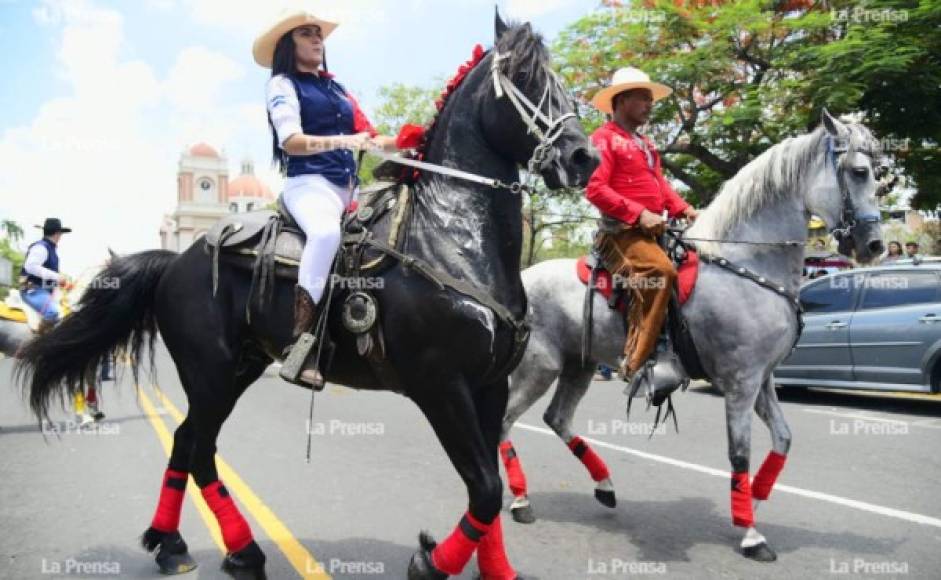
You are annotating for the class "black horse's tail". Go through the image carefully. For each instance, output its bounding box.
[15,250,178,421]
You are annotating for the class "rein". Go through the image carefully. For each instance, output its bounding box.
[343,45,574,384]
[373,50,575,196]
[667,132,877,349]
[666,230,806,351]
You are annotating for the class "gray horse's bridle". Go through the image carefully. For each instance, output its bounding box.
[827,135,880,242]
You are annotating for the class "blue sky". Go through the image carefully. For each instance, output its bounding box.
[0,0,600,274]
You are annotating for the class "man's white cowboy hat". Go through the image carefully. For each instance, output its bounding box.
[252,10,339,68]
[591,67,672,114]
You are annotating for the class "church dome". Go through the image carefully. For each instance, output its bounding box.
[227,158,273,200]
[188,142,221,158]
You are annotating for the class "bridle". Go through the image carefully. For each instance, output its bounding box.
[374,50,578,195]
[490,51,577,176]
[827,134,880,243]
[344,48,582,386]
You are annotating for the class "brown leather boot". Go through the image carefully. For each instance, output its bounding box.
[292,286,316,339]
[289,286,324,389]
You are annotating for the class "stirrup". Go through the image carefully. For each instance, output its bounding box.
[279,333,325,390]
[624,351,689,418]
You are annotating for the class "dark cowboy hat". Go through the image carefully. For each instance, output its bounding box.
[34,217,72,235]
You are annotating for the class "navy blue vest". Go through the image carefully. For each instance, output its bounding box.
[286,73,358,188]
[21,238,59,288]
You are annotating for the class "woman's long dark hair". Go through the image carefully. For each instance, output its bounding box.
[267,32,330,175]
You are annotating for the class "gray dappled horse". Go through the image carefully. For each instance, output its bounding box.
[499,111,885,561]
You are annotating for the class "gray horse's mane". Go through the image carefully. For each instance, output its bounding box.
[688,121,875,253]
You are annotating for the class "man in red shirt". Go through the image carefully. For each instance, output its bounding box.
[586,67,697,379]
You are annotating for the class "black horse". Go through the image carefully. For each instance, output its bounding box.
[16,14,598,580]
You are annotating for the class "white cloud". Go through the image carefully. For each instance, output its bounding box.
[185,0,389,40]
[505,0,581,19]
[163,46,245,112]
[1,0,260,275]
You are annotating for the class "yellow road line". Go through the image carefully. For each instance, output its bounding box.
[808,387,941,402]
[139,389,226,552]
[152,387,329,580]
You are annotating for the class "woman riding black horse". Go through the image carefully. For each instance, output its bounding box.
[256,11,403,388]
[17,11,598,580]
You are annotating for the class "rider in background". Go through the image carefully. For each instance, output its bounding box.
[585,68,698,380]
[253,11,403,387]
[19,218,72,335]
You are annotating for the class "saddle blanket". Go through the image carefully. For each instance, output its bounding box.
[576,250,699,306]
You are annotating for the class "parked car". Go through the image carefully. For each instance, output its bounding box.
[804,250,854,278]
[775,263,941,393]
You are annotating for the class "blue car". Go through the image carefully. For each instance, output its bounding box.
[775,263,941,394]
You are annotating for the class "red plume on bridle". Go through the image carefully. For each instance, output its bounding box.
[393,44,488,171]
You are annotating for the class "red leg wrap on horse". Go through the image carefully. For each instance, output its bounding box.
[751,451,786,500]
[150,469,187,533]
[85,386,97,404]
[477,515,517,580]
[499,441,528,497]
[201,481,253,553]
[431,512,489,575]
[568,436,610,482]
[730,471,754,527]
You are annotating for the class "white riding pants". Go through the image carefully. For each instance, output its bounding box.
[282,174,353,303]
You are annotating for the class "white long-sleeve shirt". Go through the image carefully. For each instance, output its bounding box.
[24,243,62,283]
[266,75,303,149]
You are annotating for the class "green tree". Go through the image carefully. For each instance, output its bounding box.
[371,83,439,135]
[552,0,939,206]
[799,0,941,208]
[522,187,597,266]
[0,219,25,299]
[358,83,439,185]
[1,219,24,243]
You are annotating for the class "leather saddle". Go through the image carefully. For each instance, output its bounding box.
[580,226,709,384]
[204,181,410,271]
[202,179,413,325]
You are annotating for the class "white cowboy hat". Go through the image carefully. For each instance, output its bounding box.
[591,67,672,114]
[252,10,339,68]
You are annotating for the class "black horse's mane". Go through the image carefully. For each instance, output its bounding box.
[417,21,550,163]
[496,22,550,91]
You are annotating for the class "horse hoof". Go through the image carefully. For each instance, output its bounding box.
[594,488,617,508]
[742,541,777,562]
[157,550,198,575]
[407,532,447,580]
[141,528,198,575]
[221,541,267,580]
[510,504,536,524]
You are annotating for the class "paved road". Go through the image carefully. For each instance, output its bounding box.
[2,345,940,579]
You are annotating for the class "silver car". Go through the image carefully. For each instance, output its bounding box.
[775,263,941,393]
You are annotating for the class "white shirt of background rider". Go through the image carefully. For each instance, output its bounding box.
[23,244,62,283]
